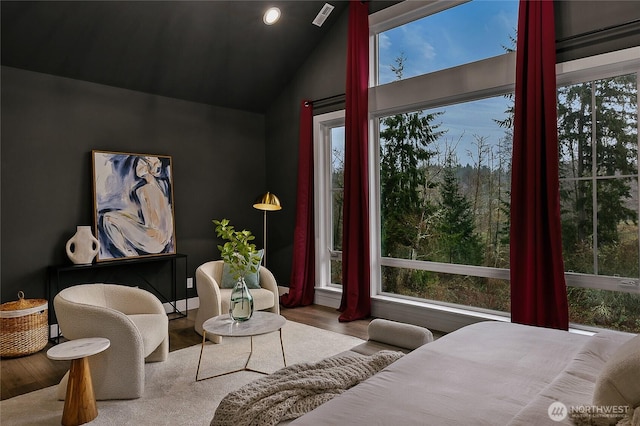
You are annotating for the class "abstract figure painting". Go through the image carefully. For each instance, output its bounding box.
[92,150,176,261]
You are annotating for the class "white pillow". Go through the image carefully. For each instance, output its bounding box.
[593,334,640,409]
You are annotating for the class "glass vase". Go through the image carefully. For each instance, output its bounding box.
[229,277,254,322]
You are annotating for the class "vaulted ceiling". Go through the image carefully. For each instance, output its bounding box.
[1,1,397,113]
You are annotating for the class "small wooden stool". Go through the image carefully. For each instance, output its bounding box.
[47,337,110,426]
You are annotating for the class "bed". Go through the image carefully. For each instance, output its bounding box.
[288,321,639,426]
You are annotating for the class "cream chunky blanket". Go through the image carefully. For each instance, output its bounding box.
[211,350,404,426]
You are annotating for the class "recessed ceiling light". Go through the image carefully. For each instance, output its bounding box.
[263,7,281,25]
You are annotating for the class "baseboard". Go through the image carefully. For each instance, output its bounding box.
[162,296,200,313]
[278,285,289,296]
[314,287,341,308]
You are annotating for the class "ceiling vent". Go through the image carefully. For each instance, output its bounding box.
[312,3,335,27]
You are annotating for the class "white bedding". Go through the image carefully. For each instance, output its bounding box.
[290,321,636,426]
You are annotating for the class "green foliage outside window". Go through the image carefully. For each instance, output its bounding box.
[373,57,640,332]
[558,75,639,275]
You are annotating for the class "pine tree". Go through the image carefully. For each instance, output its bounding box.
[436,156,483,265]
[379,54,443,259]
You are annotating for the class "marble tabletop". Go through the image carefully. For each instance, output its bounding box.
[47,337,111,361]
[203,311,286,337]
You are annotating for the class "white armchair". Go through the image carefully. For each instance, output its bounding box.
[53,283,169,400]
[194,260,280,343]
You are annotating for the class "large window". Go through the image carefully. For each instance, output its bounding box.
[369,0,518,317]
[315,0,640,333]
[376,0,519,85]
[378,95,513,311]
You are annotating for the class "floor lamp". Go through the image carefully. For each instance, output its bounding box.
[253,192,282,267]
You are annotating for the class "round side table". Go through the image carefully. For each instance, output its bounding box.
[196,311,287,381]
[47,337,110,426]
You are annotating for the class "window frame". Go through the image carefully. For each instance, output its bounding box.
[370,5,518,302]
[313,1,640,331]
[314,110,346,289]
[555,48,640,294]
[369,0,470,87]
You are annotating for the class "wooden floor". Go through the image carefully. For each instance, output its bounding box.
[0,305,371,401]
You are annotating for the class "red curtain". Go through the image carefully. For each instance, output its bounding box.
[339,0,370,322]
[510,0,568,330]
[280,100,316,308]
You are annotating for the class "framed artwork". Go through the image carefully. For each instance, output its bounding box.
[92,150,176,261]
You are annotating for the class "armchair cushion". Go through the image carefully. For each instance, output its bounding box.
[218,288,276,315]
[220,250,264,289]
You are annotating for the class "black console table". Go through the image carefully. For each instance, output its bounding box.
[48,253,188,342]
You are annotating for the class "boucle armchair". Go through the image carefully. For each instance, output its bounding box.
[54,283,169,400]
[194,260,280,343]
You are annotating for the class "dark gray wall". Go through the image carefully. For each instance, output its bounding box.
[1,66,266,302]
[264,8,349,285]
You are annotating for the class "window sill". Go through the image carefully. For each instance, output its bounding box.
[313,287,598,335]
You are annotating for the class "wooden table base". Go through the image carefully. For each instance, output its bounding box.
[62,357,98,426]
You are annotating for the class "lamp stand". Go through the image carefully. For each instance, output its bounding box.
[262,209,267,267]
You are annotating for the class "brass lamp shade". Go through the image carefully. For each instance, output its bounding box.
[253,192,282,211]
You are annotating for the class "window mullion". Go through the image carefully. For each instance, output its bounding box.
[591,81,599,275]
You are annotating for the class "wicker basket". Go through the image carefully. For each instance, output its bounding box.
[0,291,48,358]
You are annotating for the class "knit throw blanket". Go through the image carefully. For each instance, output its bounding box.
[211,350,404,426]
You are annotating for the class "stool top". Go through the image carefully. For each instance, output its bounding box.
[47,337,110,360]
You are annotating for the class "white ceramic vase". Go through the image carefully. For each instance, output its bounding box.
[65,226,100,265]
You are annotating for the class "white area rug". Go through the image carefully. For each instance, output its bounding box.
[0,321,363,425]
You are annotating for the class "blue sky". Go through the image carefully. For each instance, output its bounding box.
[378,0,519,83]
[377,0,519,167]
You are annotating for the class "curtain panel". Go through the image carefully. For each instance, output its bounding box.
[281,101,316,308]
[510,0,569,330]
[339,0,371,322]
